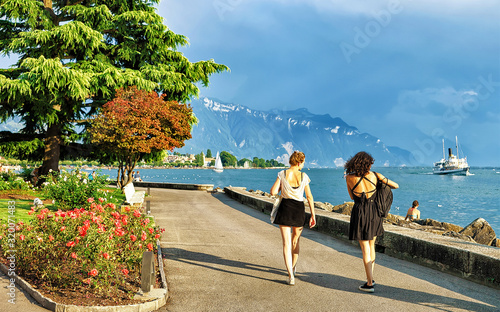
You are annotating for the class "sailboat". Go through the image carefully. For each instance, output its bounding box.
[213,152,223,173]
[433,136,470,175]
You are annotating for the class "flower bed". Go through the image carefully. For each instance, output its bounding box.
[0,197,165,305]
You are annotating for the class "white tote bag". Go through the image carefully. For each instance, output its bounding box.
[270,196,281,223]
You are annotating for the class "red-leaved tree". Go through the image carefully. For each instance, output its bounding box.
[89,87,195,188]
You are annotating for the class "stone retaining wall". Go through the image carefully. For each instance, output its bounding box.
[223,186,500,289]
[133,181,214,192]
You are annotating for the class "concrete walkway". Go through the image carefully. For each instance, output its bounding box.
[0,270,49,311]
[151,188,499,312]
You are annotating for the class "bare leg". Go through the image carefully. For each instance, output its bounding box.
[358,240,373,286]
[370,237,376,278]
[279,225,294,278]
[291,226,304,272]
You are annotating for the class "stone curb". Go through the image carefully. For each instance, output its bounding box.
[134,181,214,192]
[1,248,168,312]
[223,186,500,289]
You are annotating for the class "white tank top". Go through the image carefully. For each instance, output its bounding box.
[278,170,310,201]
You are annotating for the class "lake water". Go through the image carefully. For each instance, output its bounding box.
[95,167,500,234]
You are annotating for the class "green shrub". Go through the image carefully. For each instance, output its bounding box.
[42,170,108,211]
[0,173,33,191]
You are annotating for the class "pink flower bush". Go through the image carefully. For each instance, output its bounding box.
[0,197,164,298]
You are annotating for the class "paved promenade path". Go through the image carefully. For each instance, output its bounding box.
[152,188,499,312]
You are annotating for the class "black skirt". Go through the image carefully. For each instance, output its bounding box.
[273,198,306,227]
[349,194,384,241]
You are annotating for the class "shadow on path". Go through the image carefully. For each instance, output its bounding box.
[298,271,499,312]
[162,248,286,284]
[163,247,498,312]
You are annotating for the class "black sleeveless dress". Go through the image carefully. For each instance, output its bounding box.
[349,176,384,241]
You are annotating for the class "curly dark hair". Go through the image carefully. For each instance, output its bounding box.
[344,151,374,176]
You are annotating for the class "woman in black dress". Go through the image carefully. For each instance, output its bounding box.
[344,151,398,292]
[270,151,316,286]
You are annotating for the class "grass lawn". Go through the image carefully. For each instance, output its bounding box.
[0,198,53,223]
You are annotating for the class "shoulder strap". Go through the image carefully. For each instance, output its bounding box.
[351,174,377,194]
[351,176,363,192]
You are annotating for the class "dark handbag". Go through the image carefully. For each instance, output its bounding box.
[373,173,393,218]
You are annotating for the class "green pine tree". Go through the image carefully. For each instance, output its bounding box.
[0,0,228,177]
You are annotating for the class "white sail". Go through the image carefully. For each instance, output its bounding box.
[214,152,223,173]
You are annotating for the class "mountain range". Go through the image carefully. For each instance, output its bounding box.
[177,97,413,167]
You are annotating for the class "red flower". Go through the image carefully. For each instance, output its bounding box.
[130,234,137,242]
[28,210,34,215]
[87,198,94,203]
[60,226,66,231]
[133,209,141,218]
[79,227,87,237]
[124,206,131,212]
[98,197,105,203]
[141,231,147,241]
[19,235,25,241]
[88,269,98,277]
[102,252,110,260]
[148,228,154,234]
[83,278,91,284]
[121,268,129,275]
[71,252,77,259]
[114,228,125,236]
[67,241,75,247]
[147,243,154,251]
[49,235,54,241]
[155,234,160,239]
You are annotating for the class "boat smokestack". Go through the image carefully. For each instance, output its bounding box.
[448,148,452,157]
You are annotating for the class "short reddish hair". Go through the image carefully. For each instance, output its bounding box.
[289,151,305,166]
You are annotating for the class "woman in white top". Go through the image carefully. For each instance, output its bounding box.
[270,151,316,285]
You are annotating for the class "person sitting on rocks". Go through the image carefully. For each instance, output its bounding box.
[405,200,421,221]
[133,170,142,182]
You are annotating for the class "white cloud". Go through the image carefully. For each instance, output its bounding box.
[334,158,345,167]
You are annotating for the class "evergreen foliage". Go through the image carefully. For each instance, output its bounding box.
[0,0,229,176]
[220,151,237,167]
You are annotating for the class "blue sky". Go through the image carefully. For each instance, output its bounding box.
[158,0,500,166]
[1,0,499,165]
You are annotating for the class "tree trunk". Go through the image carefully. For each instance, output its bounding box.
[116,166,122,189]
[123,155,139,188]
[39,123,61,179]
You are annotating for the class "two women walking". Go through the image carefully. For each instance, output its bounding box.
[271,150,398,292]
